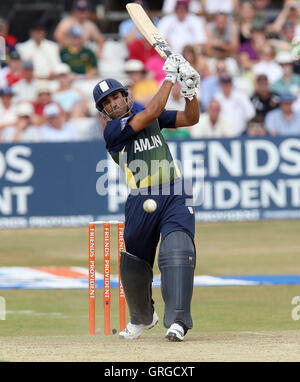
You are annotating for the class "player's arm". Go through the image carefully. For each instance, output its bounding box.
[175,97,200,127]
[129,81,173,132]
[175,61,201,127]
[129,54,183,133]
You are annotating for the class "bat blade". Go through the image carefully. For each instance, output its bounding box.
[126,3,194,88]
[126,3,173,59]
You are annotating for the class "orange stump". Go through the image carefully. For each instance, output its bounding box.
[88,223,96,335]
[89,221,126,335]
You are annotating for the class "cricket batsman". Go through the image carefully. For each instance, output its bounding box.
[93,54,200,341]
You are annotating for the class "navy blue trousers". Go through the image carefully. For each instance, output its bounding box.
[124,191,195,267]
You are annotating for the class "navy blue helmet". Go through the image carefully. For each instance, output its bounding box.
[93,78,128,112]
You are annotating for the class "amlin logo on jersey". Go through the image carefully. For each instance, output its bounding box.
[134,135,163,153]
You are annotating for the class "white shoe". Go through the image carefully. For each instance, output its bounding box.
[165,323,185,342]
[119,311,158,340]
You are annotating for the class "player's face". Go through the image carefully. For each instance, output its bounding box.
[101,91,129,119]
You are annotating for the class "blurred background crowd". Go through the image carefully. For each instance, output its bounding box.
[0,0,300,143]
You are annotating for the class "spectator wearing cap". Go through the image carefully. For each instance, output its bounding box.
[1,102,41,143]
[157,0,207,55]
[16,21,61,79]
[214,74,255,135]
[205,12,239,59]
[252,44,283,85]
[0,51,23,87]
[54,0,105,59]
[52,63,89,118]
[0,87,18,132]
[60,26,98,79]
[271,51,300,95]
[190,99,234,138]
[265,92,300,136]
[12,60,38,102]
[250,74,279,124]
[125,59,159,105]
[40,103,78,142]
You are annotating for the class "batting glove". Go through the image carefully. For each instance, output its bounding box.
[163,53,187,84]
[178,62,201,89]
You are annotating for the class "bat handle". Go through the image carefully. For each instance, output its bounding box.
[186,78,194,88]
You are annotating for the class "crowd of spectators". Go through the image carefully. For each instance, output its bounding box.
[0,0,300,143]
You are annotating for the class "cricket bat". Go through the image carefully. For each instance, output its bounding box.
[126,3,194,87]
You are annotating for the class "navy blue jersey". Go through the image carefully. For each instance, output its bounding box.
[103,104,180,189]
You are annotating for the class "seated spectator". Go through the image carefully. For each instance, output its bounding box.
[205,12,239,59]
[124,59,159,105]
[54,0,105,58]
[52,63,89,118]
[190,99,234,138]
[246,119,267,136]
[0,17,17,56]
[12,60,38,102]
[214,74,255,135]
[1,102,41,143]
[265,92,300,136]
[252,44,283,85]
[0,51,23,87]
[145,55,165,84]
[201,0,239,16]
[0,87,18,132]
[60,26,98,79]
[270,21,297,54]
[268,1,300,38]
[251,74,279,123]
[271,51,300,95]
[127,36,158,66]
[163,82,191,139]
[16,21,61,79]
[41,103,78,142]
[238,21,267,70]
[162,0,202,15]
[182,44,211,79]
[238,2,255,44]
[200,59,230,110]
[252,0,276,25]
[32,81,62,125]
[157,0,207,55]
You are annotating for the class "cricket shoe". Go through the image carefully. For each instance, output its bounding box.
[119,311,158,340]
[165,323,185,342]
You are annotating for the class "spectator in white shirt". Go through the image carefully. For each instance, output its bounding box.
[252,44,283,85]
[41,103,78,142]
[16,21,61,79]
[190,99,234,138]
[214,74,255,135]
[1,102,41,143]
[201,0,239,15]
[0,87,18,133]
[162,0,202,14]
[12,60,39,102]
[157,0,207,54]
[54,0,105,58]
